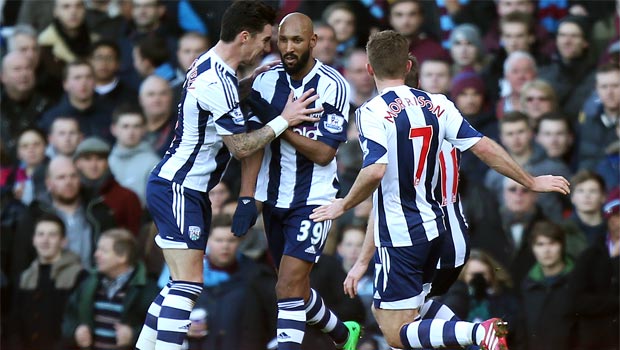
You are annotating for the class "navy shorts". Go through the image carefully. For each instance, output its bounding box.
[373,236,443,310]
[262,205,331,267]
[146,174,211,250]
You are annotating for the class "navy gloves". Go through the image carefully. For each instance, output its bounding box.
[232,197,258,237]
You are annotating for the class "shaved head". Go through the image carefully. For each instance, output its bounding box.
[278,12,317,78]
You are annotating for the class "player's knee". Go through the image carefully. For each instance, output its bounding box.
[383,329,404,349]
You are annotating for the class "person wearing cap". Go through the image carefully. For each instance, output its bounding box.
[569,187,619,349]
[74,137,142,236]
[450,71,499,186]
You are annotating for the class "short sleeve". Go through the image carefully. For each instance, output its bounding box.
[316,81,350,149]
[189,73,246,135]
[443,99,483,151]
[356,105,388,168]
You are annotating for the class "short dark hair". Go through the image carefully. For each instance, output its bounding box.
[35,213,66,237]
[112,103,145,125]
[62,60,93,82]
[529,220,566,256]
[100,228,138,266]
[90,39,121,60]
[596,61,620,75]
[500,11,535,35]
[535,112,573,135]
[211,214,233,231]
[136,36,169,67]
[219,1,276,42]
[367,30,409,79]
[389,0,423,16]
[500,111,530,128]
[570,170,606,193]
[17,126,47,146]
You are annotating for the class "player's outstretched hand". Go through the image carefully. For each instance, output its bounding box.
[281,89,323,127]
[310,198,345,222]
[343,260,368,298]
[232,197,258,237]
[531,175,570,195]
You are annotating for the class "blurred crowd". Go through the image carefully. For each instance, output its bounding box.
[0,0,618,349]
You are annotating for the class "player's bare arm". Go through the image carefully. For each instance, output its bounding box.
[310,163,386,221]
[470,136,570,194]
[223,89,323,159]
[281,130,336,166]
[343,213,376,298]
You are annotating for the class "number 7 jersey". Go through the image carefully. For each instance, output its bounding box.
[356,85,482,248]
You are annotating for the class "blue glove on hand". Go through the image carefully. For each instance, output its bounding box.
[232,197,258,237]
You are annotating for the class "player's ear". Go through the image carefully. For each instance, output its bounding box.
[366,63,375,77]
[310,33,318,49]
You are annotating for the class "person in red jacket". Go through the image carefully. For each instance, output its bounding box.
[74,137,143,235]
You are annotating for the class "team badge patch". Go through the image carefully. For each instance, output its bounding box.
[323,113,344,133]
[231,107,245,125]
[188,226,201,241]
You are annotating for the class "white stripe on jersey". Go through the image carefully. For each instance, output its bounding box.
[357,85,482,247]
[252,60,350,208]
[154,49,245,192]
[437,142,469,268]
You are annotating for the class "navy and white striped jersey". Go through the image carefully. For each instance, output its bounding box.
[436,142,469,268]
[152,49,247,192]
[356,85,482,248]
[250,60,350,208]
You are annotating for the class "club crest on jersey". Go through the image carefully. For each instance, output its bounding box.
[324,113,344,133]
[188,226,201,241]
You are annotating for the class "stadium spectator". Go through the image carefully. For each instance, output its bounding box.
[74,137,142,236]
[38,0,96,82]
[483,0,554,58]
[13,128,49,206]
[485,112,571,222]
[496,51,537,119]
[539,15,596,121]
[1,51,52,159]
[534,112,576,170]
[132,35,175,81]
[344,49,376,109]
[10,156,116,283]
[313,22,339,70]
[171,32,210,89]
[518,79,559,128]
[388,0,448,64]
[46,117,83,159]
[517,220,577,350]
[450,71,498,184]
[90,39,138,108]
[139,75,176,157]
[566,170,608,249]
[39,60,114,143]
[6,24,63,99]
[497,177,546,285]
[61,228,159,350]
[448,23,488,76]
[418,57,452,94]
[577,62,620,170]
[8,214,84,350]
[569,187,620,350]
[322,2,358,59]
[108,105,160,206]
[160,215,278,350]
[440,249,519,343]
